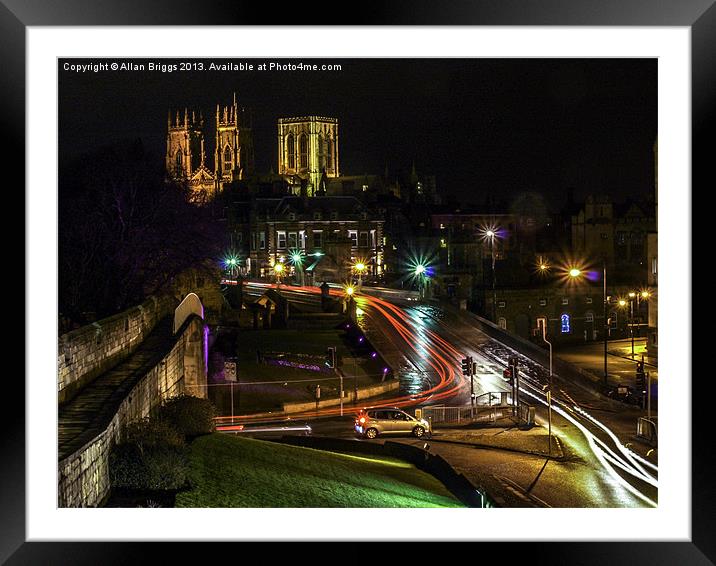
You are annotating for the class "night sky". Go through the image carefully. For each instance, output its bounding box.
[59,58,657,208]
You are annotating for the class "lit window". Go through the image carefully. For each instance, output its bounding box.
[586,297,593,304]
[277,231,286,249]
[562,297,569,305]
[288,232,297,249]
[299,134,308,168]
[539,299,547,307]
[348,230,358,247]
[560,314,571,333]
[498,301,506,308]
[498,318,507,329]
[585,312,594,323]
[287,134,295,169]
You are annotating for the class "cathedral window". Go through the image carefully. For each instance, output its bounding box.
[299,134,308,168]
[287,134,295,169]
[326,139,333,169]
[175,149,183,173]
[223,146,232,171]
[318,135,325,170]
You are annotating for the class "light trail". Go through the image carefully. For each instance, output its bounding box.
[229,283,659,507]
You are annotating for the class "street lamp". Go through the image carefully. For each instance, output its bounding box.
[273,261,284,285]
[353,261,368,285]
[568,261,609,388]
[290,251,304,286]
[537,321,553,458]
[414,263,427,299]
[480,227,499,322]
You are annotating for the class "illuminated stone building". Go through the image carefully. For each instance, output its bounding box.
[166,93,254,202]
[277,116,339,196]
[241,196,383,283]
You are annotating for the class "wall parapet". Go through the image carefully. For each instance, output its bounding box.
[58,294,175,404]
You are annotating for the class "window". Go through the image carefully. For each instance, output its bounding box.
[498,301,506,308]
[251,232,256,250]
[539,299,547,307]
[287,232,298,249]
[175,149,183,172]
[287,134,295,169]
[652,257,658,276]
[560,314,571,333]
[259,232,266,250]
[498,318,507,329]
[318,134,325,170]
[224,146,232,171]
[326,139,333,169]
[299,134,308,168]
[562,297,569,305]
[359,231,369,247]
[288,212,296,221]
[330,212,338,220]
[362,184,369,192]
[609,311,618,329]
[586,297,593,304]
[298,231,306,249]
[600,233,609,240]
[314,212,322,220]
[348,230,358,247]
[313,230,323,248]
[277,231,287,249]
[585,312,594,323]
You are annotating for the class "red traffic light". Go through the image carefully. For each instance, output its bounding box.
[503,368,512,379]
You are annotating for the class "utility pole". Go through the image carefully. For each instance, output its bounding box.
[603,257,609,389]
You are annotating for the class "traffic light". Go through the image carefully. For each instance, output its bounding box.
[461,356,472,376]
[635,362,645,394]
[503,367,513,385]
[326,347,336,369]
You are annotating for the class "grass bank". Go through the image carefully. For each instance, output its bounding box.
[175,433,463,508]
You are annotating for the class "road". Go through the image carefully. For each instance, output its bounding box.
[230,282,658,508]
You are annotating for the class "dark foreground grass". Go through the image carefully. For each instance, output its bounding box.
[175,434,463,508]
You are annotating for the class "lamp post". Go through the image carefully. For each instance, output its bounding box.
[414,264,426,299]
[291,251,304,286]
[628,292,637,356]
[539,322,553,457]
[569,262,608,388]
[353,261,367,286]
[485,230,497,321]
[273,261,284,287]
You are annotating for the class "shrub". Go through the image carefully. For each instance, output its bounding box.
[158,394,216,438]
[109,418,189,491]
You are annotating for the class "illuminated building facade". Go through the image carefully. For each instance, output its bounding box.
[166,93,254,202]
[243,196,383,283]
[277,116,339,196]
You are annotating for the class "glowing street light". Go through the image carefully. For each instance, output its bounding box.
[414,264,426,275]
[569,268,582,278]
[345,285,355,296]
[479,225,501,322]
[273,261,285,285]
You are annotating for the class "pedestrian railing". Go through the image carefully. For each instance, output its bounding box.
[637,417,658,444]
[419,393,535,427]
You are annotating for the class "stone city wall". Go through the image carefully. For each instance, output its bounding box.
[57,295,175,404]
[57,316,206,508]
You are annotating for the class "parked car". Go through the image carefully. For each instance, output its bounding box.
[354,407,430,439]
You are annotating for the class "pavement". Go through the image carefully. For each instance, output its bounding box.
[385,421,649,508]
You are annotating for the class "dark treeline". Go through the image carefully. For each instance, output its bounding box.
[59,139,225,328]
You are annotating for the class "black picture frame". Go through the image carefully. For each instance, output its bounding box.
[6,0,707,562]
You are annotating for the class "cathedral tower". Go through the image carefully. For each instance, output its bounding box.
[215,92,254,184]
[277,116,339,196]
[166,108,204,179]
